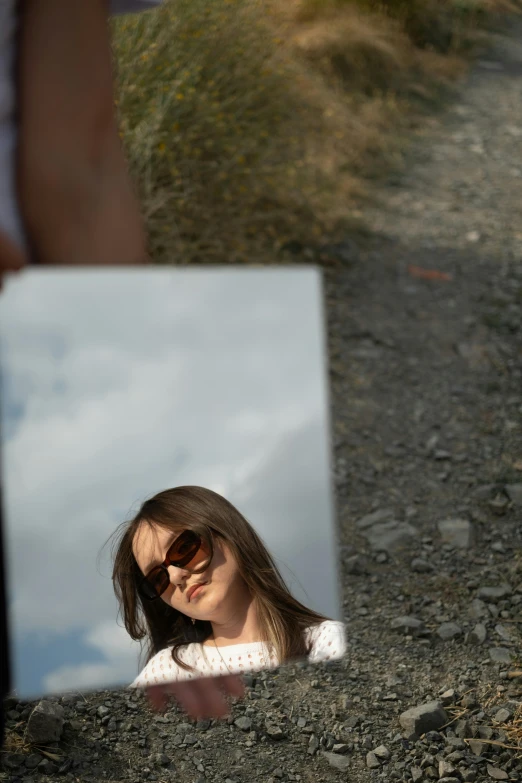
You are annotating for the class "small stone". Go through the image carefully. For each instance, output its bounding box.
[321,752,350,772]
[265,723,286,740]
[437,623,462,641]
[96,706,110,718]
[373,745,391,760]
[366,751,381,769]
[155,754,171,767]
[296,717,307,728]
[399,702,448,737]
[477,585,512,601]
[356,509,394,530]
[3,753,26,771]
[469,599,488,619]
[504,484,522,505]
[439,760,457,778]
[411,767,423,782]
[468,739,485,755]
[308,735,320,755]
[344,554,369,575]
[440,689,457,706]
[38,759,58,775]
[493,708,512,723]
[466,231,480,243]
[365,521,418,552]
[24,754,43,770]
[495,624,512,642]
[468,623,487,645]
[411,558,433,573]
[332,743,350,753]
[488,495,509,515]
[234,716,252,732]
[486,765,509,780]
[489,648,513,664]
[391,616,425,635]
[25,700,65,745]
[437,518,473,549]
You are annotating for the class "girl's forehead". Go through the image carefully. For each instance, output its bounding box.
[132,521,182,558]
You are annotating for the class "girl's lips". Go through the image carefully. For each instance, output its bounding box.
[188,583,206,601]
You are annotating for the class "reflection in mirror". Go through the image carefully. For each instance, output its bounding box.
[0,269,345,699]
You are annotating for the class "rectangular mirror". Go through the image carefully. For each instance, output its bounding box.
[0,268,345,700]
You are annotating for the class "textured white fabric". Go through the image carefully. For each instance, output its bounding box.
[130,620,346,688]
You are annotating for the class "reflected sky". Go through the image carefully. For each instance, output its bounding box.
[0,268,340,700]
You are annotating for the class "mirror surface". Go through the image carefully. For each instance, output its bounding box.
[0,268,342,699]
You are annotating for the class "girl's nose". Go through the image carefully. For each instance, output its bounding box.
[167,564,189,586]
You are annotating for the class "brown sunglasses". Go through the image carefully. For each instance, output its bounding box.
[138,529,211,601]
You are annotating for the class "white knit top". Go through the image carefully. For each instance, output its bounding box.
[130,620,345,688]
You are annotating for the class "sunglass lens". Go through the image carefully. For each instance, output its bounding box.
[141,568,169,600]
[169,530,209,569]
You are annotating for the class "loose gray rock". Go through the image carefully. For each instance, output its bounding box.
[234,716,252,732]
[468,739,486,755]
[493,708,512,723]
[366,751,381,769]
[399,701,448,736]
[489,647,512,664]
[468,624,487,645]
[487,765,509,780]
[411,767,423,782]
[265,723,286,740]
[363,520,418,552]
[469,599,489,620]
[437,622,462,641]
[24,700,65,745]
[504,483,522,505]
[3,753,26,770]
[332,743,350,753]
[477,585,512,601]
[321,751,351,772]
[437,518,473,549]
[391,616,425,634]
[440,689,457,706]
[439,760,457,778]
[411,558,434,573]
[494,624,512,642]
[308,735,320,755]
[24,753,43,770]
[355,508,395,530]
[373,744,391,760]
[344,554,369,575]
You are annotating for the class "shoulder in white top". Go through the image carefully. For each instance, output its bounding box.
[129,620,346,689]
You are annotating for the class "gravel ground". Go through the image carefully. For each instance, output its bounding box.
[2,14,522,783]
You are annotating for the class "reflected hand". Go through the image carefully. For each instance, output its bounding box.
[145,674,245,719]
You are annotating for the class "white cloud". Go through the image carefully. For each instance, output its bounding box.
[1,268,339,697]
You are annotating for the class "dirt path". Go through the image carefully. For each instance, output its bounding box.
[322,12,522,780]
[3,16,522,783]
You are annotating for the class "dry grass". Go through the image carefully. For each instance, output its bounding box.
[444,685,522,759]
[111,0,518,265]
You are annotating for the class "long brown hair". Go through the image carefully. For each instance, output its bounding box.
[108,486,329,672]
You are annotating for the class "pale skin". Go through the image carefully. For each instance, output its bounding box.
[132,523,262,647]
[0,0,244,718]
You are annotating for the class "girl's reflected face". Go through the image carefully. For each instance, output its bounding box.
[132,523,246,622]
